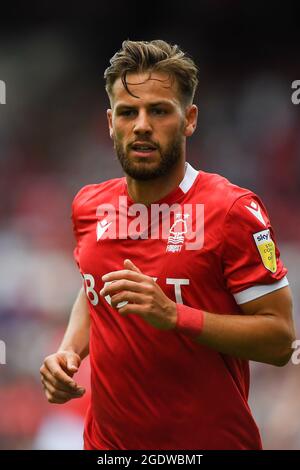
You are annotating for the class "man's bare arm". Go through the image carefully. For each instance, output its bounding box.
[58,286,90,360]
[197,286,295,366]
[40,286,90,403]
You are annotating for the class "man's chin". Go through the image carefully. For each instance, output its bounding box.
[124,162,164,181]
[118,156,163,180]
[116,146,182,181]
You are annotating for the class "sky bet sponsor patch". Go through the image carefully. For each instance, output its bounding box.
[253,229,277,273]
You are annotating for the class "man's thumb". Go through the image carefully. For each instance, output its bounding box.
[66,355,80,372]
[124,259,141,273]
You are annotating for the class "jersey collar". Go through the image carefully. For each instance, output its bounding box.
[123,162,199,205]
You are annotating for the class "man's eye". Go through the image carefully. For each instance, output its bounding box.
[120,110,136,117]
[151,108,167,115]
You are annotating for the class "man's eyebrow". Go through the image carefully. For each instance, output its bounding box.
[115,100,173,110]
[115,103,136,109]
[148,101,173,107]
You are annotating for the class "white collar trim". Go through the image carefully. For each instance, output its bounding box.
[179,162,199,194]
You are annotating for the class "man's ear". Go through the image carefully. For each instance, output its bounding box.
[184,104,198,137]
[107,109,114,139]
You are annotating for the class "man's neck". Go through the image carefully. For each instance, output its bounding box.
[125,159,186,206]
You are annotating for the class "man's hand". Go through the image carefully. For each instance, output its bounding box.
[100,259,177,330]
[40,350,86,404]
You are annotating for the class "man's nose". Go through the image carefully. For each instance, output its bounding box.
[133,111,152,135]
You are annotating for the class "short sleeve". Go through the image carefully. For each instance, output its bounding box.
[71,193,82,270]
[222,193,288,304]
[71,185,94,271]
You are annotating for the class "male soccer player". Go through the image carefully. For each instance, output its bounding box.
[40,40,296,450]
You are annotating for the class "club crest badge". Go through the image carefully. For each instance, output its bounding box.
[166,213,189,253]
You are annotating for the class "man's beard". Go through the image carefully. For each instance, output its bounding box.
[114,134,183,181]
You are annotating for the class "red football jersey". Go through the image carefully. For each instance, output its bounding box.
[72,163,288,450]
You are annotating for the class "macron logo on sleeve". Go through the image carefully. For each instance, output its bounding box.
[96,219,112,241]
[245,201,266,227]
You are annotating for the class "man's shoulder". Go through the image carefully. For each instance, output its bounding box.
[72,177,124,211]
[198,170,256,212]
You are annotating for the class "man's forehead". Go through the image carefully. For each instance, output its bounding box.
[111,71,179,103]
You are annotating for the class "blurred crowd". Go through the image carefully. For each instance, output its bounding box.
[0,25,300,450]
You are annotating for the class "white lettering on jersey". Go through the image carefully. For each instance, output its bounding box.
[104,276,157,309]
[83,274,189,308]
[245,201,266,226]
[166,278,190,304]
[83,273,99,306]
[103,281,128,309]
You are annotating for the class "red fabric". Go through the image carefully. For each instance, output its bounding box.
[72,167,287,450]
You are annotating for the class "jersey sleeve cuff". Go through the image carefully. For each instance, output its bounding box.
[233,276,289,305]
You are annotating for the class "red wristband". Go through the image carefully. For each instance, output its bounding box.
[175,304,204,339]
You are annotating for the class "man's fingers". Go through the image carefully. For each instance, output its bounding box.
[66,355,80,373]
[44,387,85,404]
[124,259,141,273]
[40,352,85,405]
[50,365,77,388]
[110,291,145,308]
[41,362,77,390]
[45,389,68,404]
[41,368,83,393]
[43,379,85,403]
[100,279,146,297]
[117,303,148,317]
[102,269,147,283]
[60,351,81,375]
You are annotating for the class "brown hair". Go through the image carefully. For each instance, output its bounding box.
[104,39,199,106]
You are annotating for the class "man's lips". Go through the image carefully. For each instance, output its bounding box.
[130,142,157,151]
[129,142,158,157]
[130,149,158,157]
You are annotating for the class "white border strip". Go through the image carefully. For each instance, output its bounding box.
[179,162,199,194]
[234,276,289,304]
